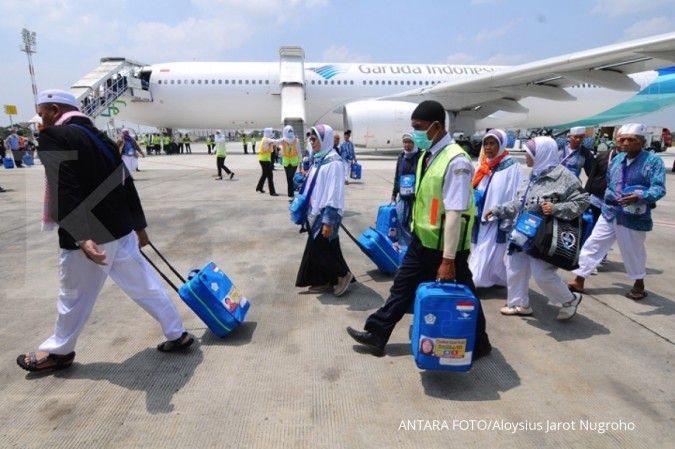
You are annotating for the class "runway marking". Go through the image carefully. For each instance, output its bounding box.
[653,220,675,229]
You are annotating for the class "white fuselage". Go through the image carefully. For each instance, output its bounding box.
[117,61,658,133]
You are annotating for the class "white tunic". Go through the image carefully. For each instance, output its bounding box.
[303,150,345,217]
[469,158,523,288]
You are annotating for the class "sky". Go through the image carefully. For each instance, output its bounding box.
[1,0,675,125]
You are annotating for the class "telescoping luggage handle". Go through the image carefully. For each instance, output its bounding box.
[140,242,186,294]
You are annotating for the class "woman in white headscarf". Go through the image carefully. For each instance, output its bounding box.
[281,125,300,198]
[468,129,523,288]
[296,124,354,297]
[256,128,279,196]
[487,136,589,320]
[391,133,421,246]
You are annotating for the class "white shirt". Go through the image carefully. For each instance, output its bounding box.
[303,151,345,215]
[426,133,473,211]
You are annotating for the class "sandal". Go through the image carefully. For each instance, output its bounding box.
[567,283,584,294]
[157,332,194,352]
[16,351,75,372]
[625,289,648,301]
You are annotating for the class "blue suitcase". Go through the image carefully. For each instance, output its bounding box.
[350,162,362,180]
[411,282,478,372]
[22,153,34,166]
[142,244,251,338]
[356,227,405,275]
[580,209,594,246]
[3,155,14,169]
[376,203,399,242]
[179,262,251,337]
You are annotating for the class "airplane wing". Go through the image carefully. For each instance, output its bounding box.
[381,32,675,119]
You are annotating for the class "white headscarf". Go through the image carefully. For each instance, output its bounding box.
[401,132,419,158]
[263,128,274,139]
[282,125,295,143]
[524,136,560,177]
[310,124,334,159]
[482,128,507,160]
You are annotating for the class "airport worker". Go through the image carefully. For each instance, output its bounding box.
[468,129,523,288]
[487,136,589,319]
[214,130,234,180]
[295,124,353,296]
[162,133,171,154]
[151,133,162,155]
[568,123,666,301]
[182,133,192,154]
[242,134,248,154]
[251,137,256,154]
[390,133,422,246]
[116,128,145,173]
[16,89,193,373]
[346,100,491,357]
[561,126,595,178]
[339,130,356,182]
[281,125,300,198]
[256,128,279,196]
[206,134,215,155]
[178,133,185,154]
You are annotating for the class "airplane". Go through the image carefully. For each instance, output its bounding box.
[72,32,675,149]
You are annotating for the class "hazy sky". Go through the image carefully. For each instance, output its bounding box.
[1,0,674,125]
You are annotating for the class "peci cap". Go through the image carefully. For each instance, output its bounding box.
[37,89,79,108]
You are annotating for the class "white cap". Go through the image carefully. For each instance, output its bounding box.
[621,123,647,137]
[569,126,585,135]
[216,130,222,134]
[37,89,79,108]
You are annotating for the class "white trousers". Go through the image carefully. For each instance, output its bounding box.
[506,251,575,308]
[343,161,351,181]
[573,215,646,280]
[39,232,185,355]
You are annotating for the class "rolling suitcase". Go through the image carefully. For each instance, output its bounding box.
[355,227,405,275]
[411,281,478,372]
[3,153,14,169]
[349,162,362,180]
[141,242,251,337]
[376,203,399,242]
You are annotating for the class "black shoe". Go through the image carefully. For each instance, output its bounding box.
[472,340,492,362]
[229,172,235,179]
[214,177,223,180]
[346,327,385,356]
[270,193,279,196]
[256,189,265,193]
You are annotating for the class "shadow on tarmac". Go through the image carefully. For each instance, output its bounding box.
[419,348,520,401]
[199,321,258,346]
[26,347,205,414]
[317,282,386,312]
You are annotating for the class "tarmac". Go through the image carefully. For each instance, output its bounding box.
[0,143,673,449]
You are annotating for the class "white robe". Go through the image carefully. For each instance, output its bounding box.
[303,150,345,217]
[469,158,523,288]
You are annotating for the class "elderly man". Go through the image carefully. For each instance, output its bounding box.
[561,126,595,178]
[346,100,491,358]
[16,89,193,373]
[568,123,666,300]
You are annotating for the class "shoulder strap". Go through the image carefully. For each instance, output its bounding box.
[69,124,117,166]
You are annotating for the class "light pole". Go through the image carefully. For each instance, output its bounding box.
[20,28,38,113]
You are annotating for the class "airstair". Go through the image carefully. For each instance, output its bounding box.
[279,46,307,150]
[69,57,152,119]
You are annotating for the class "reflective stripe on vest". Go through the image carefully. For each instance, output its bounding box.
[412,143,475,252]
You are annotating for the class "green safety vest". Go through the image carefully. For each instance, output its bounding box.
[215,141,227,157]
[412,143,475,252]
[258,139,272,162]
[162,136,170,145]
[282,140,299,166]
[151,135,161,145]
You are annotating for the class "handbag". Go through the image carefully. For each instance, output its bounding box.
[289,163,322,225]
[527,215,582,271]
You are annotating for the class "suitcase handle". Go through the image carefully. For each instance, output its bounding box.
[140,241,187,293]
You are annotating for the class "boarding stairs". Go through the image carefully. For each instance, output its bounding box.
[279,46,307,151]
[69,57,152,119]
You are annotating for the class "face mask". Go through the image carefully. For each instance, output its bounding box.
[287,132,294,140]
[411,122,436,150]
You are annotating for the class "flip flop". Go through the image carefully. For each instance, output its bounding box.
[157,332,195,352]
[625,289,648,301]
[16,351,75,372]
